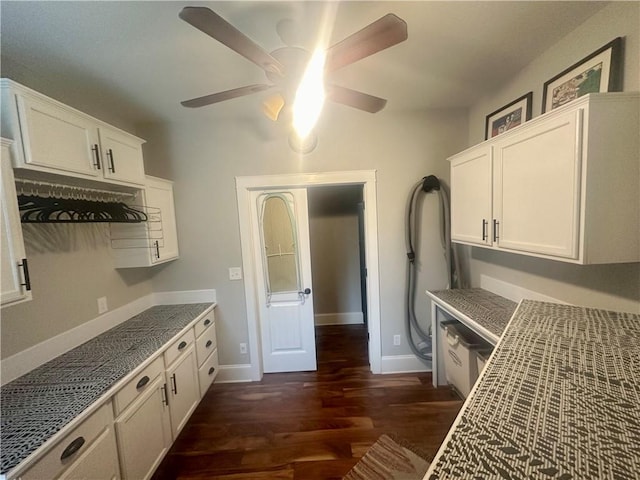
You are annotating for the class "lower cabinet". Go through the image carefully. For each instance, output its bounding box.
[8,306,217,480]
[195,312,219,398]
[114,361,172,480]
[165,342,200,439]
[19,402,120,480]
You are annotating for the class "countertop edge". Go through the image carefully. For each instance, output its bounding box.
[422,299,526,479]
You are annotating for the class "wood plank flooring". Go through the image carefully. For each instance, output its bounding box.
[153,324,462,479]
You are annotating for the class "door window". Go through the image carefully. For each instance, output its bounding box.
[258,193,301,299]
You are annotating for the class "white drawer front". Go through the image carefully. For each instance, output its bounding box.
[19,401,114,480]
[195,323,217,367]
[113,356,164,415]
[198,348,219,398]
[194,310,215,338]
[164,328,195,368]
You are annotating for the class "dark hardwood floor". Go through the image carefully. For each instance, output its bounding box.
[153,324,462,479]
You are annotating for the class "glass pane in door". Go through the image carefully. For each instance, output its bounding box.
[259,193,301,295]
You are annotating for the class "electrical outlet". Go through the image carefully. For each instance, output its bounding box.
[229,267,243,280]
[239,343,247,354]
[97,296,108,314]
[393,334,401,346]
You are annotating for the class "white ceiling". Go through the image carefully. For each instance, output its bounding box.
[1,1,608,125]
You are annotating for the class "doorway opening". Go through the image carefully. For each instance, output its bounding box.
[236,170,381,381]
[307,185,368,370]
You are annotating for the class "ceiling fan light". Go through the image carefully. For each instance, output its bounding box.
[292,48,326,139]
[263,93,285,121]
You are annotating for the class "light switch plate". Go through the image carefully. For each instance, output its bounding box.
[229,267,242,280]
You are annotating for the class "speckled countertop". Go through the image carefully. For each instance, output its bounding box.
[0,302,214,475]
[428,288,517,341]
[425,300,640,479]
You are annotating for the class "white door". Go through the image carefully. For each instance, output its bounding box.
[250,188,316,373]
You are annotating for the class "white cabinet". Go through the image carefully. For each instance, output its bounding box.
[449,93,639,264]
[16,402,120,480]
[110,176,179,268]
[0,79,145,188]
[98,125,146,185]
[114,358,172,480]
[450,144,493,247]
[1,138,32,306]
[194,311,219,398]
[164,330,199,439]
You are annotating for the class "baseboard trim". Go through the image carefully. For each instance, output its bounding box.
[314,312,364,326]
[380,354,431,374]
[1,289,218,385]
[216,364,254,383]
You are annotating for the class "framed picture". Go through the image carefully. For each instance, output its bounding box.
[542,37,622,113]
[485,92,533,140]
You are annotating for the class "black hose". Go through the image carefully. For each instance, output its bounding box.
[405,175,461,362]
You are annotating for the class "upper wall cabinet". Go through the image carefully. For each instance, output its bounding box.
[449,92,639,264]
[110,176,180,268]
[0,79,146,188]
[1,138,32,307]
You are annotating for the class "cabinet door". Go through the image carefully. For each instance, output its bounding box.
[1,144,31,306]
[166,347,199,439]
[450,145,493,246]
[115,375,172,480]
[145,177,179,264]
[98,126,146,186]
[58,426,120,480]
[16,94,100,177]
[493,109,581,259]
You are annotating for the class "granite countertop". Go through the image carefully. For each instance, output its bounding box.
[428,288,517,341]
[0,302,214,475]
[426,300,640,479]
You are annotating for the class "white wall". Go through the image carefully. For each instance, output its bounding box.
[0,224,153,359]
[139,105,468,364]
[464,2,640,313]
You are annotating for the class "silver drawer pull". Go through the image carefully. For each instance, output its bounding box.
[208,367,215,375]
[60,436,85,461]
[204,319,211,327]
[177,341,187,350]
[206,340,213,348]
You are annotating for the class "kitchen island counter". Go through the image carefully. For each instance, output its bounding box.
[0,302,215,475]
[425,300,640,479]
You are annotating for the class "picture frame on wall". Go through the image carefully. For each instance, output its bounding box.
[484,92,533,140]
[541,37,623,113]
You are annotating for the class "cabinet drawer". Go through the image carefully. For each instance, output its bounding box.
[58,426,120,480]
[198,348,219,398]
[113,356,164,415]
[19,401,114,480]
[164,328,195,367]
[195,323,217,367]
[194,310,215,338]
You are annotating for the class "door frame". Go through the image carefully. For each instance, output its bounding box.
[236,170,381,380]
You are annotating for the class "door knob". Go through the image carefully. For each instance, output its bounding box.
[299,288,311,295]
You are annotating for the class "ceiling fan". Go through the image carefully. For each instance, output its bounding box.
[178,7,408,123]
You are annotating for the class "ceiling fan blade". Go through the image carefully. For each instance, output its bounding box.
[326,14,407,72]
[181,84,273,108]
[327,85,387,113]
[179,7,285,76]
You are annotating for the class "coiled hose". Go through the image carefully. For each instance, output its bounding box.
[405,175,461,361]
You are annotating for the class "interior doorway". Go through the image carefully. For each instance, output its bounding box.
[307,185,367,328]
[236,170,381,381]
